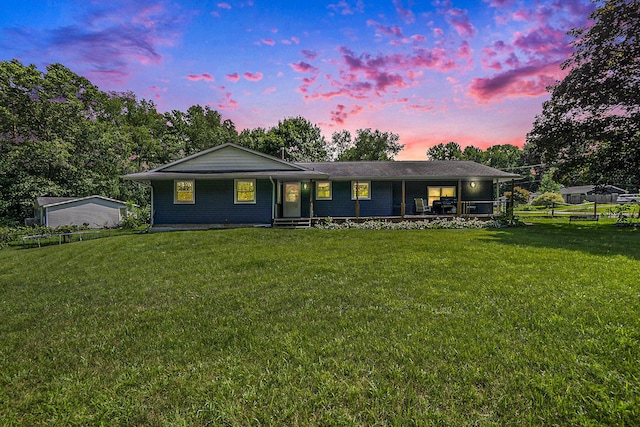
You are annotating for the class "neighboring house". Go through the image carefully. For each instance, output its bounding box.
[123,143,519,228]
[560,185,627,204]
[34,196,129,228]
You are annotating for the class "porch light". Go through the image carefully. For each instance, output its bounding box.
[302,182,308,190]
[470,181,477,188]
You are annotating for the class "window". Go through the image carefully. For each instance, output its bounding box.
[174,180,195,204]
[316,181,332,200]
[235,179,256,204]
[427,186,455,206]
[351,181,371,200]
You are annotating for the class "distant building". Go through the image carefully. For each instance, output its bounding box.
[34,196,129,228]
[561,185,627,204]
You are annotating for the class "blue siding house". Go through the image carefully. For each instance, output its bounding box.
[124,143,519,229]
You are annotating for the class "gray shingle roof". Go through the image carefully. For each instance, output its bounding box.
[297,161,520,180]
[36,197,78,207]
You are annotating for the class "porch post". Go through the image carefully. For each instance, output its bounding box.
[457,180,462,217]
[309,180,314,219]
[401,180,406,217]
[355,181,360,219]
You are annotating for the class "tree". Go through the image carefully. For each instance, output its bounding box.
[483,144,522,170]
[503,186,531,206]
[337,128,403,161]
[531,192,564,207]
[272,117,329,162]
[426,142,463,160]
[526,0,640,189]
[538,168,562,194]
[328,130,352,161]
[462,145,485,163]
[240,117,328,162]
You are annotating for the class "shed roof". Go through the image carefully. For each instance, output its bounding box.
[36,195,128,208]
[561,185,627,195]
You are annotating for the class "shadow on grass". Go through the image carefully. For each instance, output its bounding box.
[483,221,640,260]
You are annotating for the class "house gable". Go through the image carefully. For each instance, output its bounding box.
[159,144,307,173]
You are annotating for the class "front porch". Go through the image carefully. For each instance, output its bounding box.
[273,211,500,228]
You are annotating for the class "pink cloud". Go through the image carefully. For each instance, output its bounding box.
[301,49,318,60]
[458,40,472,58]
[484,0,515,7]
[468,61,566,102]
[328,1,364,16]
[300,45,460,103]
[289,61,319,73]
[34,2,184,86]
[226,73,240,82]
[393,0,415,24]
[367,20,404,39]
[411,34,426,43]
[217,91,238,110]
[263,87,276,94]
[262,38,275,46]
[243,71,263,81]
[330,104,364,125]
[291,37,300,44]
[445,8,476,38]
[186,73,214,82]
[513,26,568,56]
[281,40,291,45]
[217,3,231,9]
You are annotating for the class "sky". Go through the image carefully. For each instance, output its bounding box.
[0,0,595,159]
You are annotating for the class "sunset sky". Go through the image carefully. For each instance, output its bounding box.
[0,0,595,159]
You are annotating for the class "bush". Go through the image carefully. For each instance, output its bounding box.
[315,217,506,230]
[119,202,150,229]
[531,192,564,207]
[504,186,531,206]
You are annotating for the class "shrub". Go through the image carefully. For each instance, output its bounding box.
[315,217,505,230]
[531,192,564,207]
[119,202,150,229]
[504,186,531,206]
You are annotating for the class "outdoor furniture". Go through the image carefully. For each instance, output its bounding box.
[433,197,457,214]
[414,198,431,215]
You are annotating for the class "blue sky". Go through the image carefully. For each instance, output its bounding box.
[0,0,595,158]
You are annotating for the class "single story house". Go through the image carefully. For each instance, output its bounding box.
[123,143,519,228]
[560,185,627,204]
[34,195,129,228]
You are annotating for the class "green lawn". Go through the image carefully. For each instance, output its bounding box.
[1,223,639,425]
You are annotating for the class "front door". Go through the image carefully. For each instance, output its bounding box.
[283,182,301,217]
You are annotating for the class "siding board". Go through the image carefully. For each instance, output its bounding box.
[164,146,300,172]
[46,199,123,228]
[153,179,273,224]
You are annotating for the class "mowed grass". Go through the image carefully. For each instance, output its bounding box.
[1,224,639,426]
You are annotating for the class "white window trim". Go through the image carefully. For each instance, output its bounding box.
[234,179,257,204]
[174,179,195,204]
[316,181,333,200]
[351,181,371,200]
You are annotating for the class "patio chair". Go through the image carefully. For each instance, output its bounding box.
[414,198,431,215]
